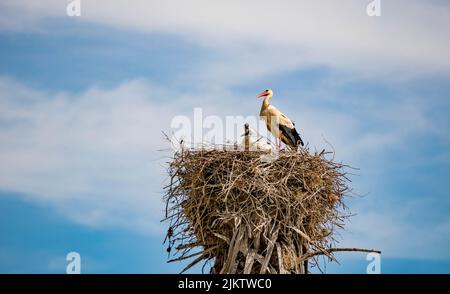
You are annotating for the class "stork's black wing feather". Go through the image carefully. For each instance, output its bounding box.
[279,124,304,148]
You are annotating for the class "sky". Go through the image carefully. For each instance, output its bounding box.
[0,0,449,274]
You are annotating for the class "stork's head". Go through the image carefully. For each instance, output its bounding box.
[256,89,273,99]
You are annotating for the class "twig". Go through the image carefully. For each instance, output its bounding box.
[299,248,381,263]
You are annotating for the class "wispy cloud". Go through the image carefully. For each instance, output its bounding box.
[0,77,180,233]
[1,74,448,258]
[1,0,449,77]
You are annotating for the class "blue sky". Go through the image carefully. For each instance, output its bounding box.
[0,0,449,273]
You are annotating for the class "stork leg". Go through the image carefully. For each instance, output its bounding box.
[278,132,282,151]
[275,134,279,152]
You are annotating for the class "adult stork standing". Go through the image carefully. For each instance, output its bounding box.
[257,89,304,151]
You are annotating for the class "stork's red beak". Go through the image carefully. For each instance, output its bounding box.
[256,91,267,98]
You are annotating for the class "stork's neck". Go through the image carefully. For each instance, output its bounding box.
[260,96,270,114]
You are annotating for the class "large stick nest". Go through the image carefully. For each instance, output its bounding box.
[163,147,361,274]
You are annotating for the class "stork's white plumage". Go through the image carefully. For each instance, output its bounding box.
[257,89,304,151]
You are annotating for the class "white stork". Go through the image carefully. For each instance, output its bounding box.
[257,89,304,150]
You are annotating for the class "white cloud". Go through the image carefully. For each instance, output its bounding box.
[0,75,446,250]
[0,77,181,234]
[1,0,449,79]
